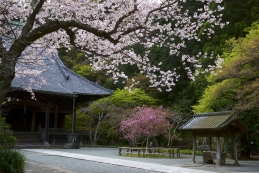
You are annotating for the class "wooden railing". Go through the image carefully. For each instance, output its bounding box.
[39,128,90,135]
[39,128,90,145]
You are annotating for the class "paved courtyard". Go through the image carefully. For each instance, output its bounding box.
[22,147,259,173]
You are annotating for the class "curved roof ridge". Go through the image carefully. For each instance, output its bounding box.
[62,65,113,94]
[53,53,70,80]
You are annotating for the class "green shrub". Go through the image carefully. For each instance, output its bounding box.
[0,117,17,150]
[0,150,26,173]
[180,149,202,156]
[0,117,26,173]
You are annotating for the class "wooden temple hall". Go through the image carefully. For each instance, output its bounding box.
[1,51,112,145]
[180,111,248,166]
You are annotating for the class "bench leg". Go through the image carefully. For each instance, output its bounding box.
[177,149,180,157]
[168,149,171,158]
[143,149,146,157]
[119,148,122,156]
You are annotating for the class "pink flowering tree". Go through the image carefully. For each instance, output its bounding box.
[120,106,171,147]
[0,0,225,104]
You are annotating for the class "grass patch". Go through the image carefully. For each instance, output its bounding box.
[0,150,26,173]
[159,149,202,156]
[0,117,26,173]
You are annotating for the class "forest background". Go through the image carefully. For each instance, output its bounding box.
[58,0,259,158]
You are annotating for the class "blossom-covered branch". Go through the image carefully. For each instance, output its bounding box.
[0,0,225,104]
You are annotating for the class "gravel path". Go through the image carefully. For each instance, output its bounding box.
[23,150,160,173]
[22,147,259,173]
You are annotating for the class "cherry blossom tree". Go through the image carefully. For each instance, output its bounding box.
[0,0,225,105]
[120,106,170,147]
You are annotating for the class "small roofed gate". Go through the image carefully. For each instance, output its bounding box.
[180,111,248,166]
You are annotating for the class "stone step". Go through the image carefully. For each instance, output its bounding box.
[13,132,42,144]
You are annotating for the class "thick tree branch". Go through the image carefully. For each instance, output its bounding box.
[29,20,119,44]
[117,25,144,40]
[108,0,138,35]
[3,14,16,39]
[63,28,77,46]
[144,0,178,25]
[21,0,46,34]
[0,37,6,53]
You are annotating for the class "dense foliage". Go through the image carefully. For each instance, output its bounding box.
[0,117,26,173]
[0,117,16,150]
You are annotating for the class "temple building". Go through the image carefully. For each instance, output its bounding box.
[2,50,112,145]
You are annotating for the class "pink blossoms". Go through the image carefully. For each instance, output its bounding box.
[120,106,171,146]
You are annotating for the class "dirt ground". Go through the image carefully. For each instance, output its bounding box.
[25,161,75,173]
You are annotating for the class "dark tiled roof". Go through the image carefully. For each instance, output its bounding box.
[180,111,233,130]
[11,50,112,96]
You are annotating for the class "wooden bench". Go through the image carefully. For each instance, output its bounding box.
[167,148,181,158]
[118,147,180,158]
[119,147,147,157]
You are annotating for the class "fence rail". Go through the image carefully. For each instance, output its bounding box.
[39,128,90,135]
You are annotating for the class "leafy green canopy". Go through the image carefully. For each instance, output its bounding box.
[193,22,259,113]
[202,0,259,57]
[108,88,158,107]
[192,79,238,113]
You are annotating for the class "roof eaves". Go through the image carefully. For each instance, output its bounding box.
[10,87,77,97]
[75,92,112,96]
[194,111,231,117]
[53,54,70,80]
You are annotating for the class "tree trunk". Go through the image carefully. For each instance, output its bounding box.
[0,59,16,107]
[89,121,94,146]
[0,42,24,108]
[240,134,251,159]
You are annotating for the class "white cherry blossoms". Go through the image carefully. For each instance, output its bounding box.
[0,0,225,92]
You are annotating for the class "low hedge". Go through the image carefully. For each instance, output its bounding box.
[0,117,26,173]
[180,149,202,156]
[0,150,26,173]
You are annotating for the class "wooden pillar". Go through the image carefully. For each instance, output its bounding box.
[72,96,76,134]
[208,137,212,151]
[54,106,58,129]
[232,136,239,165]
[53,137,56,145]
[31,109,36,132]
[23,105,27,130]
[44,103,50,145]
[192,135,196,163]
[215,136,222,166]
